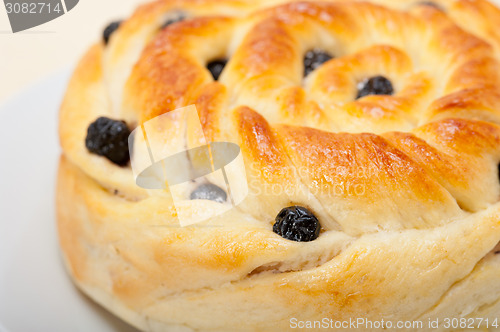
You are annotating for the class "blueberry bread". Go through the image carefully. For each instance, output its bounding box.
[57,0,500,331]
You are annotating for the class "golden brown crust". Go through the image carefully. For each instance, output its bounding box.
[58,155,500,331]
[57,0,500,330]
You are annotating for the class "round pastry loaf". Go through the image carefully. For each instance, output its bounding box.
[57,0,500,330]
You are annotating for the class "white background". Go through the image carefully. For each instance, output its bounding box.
[0,0,143,103]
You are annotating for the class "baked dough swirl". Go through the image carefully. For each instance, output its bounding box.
[57,0,500,330]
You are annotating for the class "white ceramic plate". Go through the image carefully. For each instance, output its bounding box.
[0,69,139,332]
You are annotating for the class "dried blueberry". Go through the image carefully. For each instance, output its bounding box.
[85,117,131,166]
[356,76,394,99]
[161,13,186,29]
[273,206,321,242]
[303,49,333,77]
[207,59,227,80]
[103,20,122,45]
[417,2,444,11]
[190,183,227,203]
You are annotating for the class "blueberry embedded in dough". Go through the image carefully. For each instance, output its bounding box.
[416,2,445,11]
[85,117,131,166]
[160,12,187,29]
[303,49,334,77]
[356,75,394,99]
[190,183,227,203]
[206,59,228,80]
[103,21,123,45]
[273,206,321,242]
